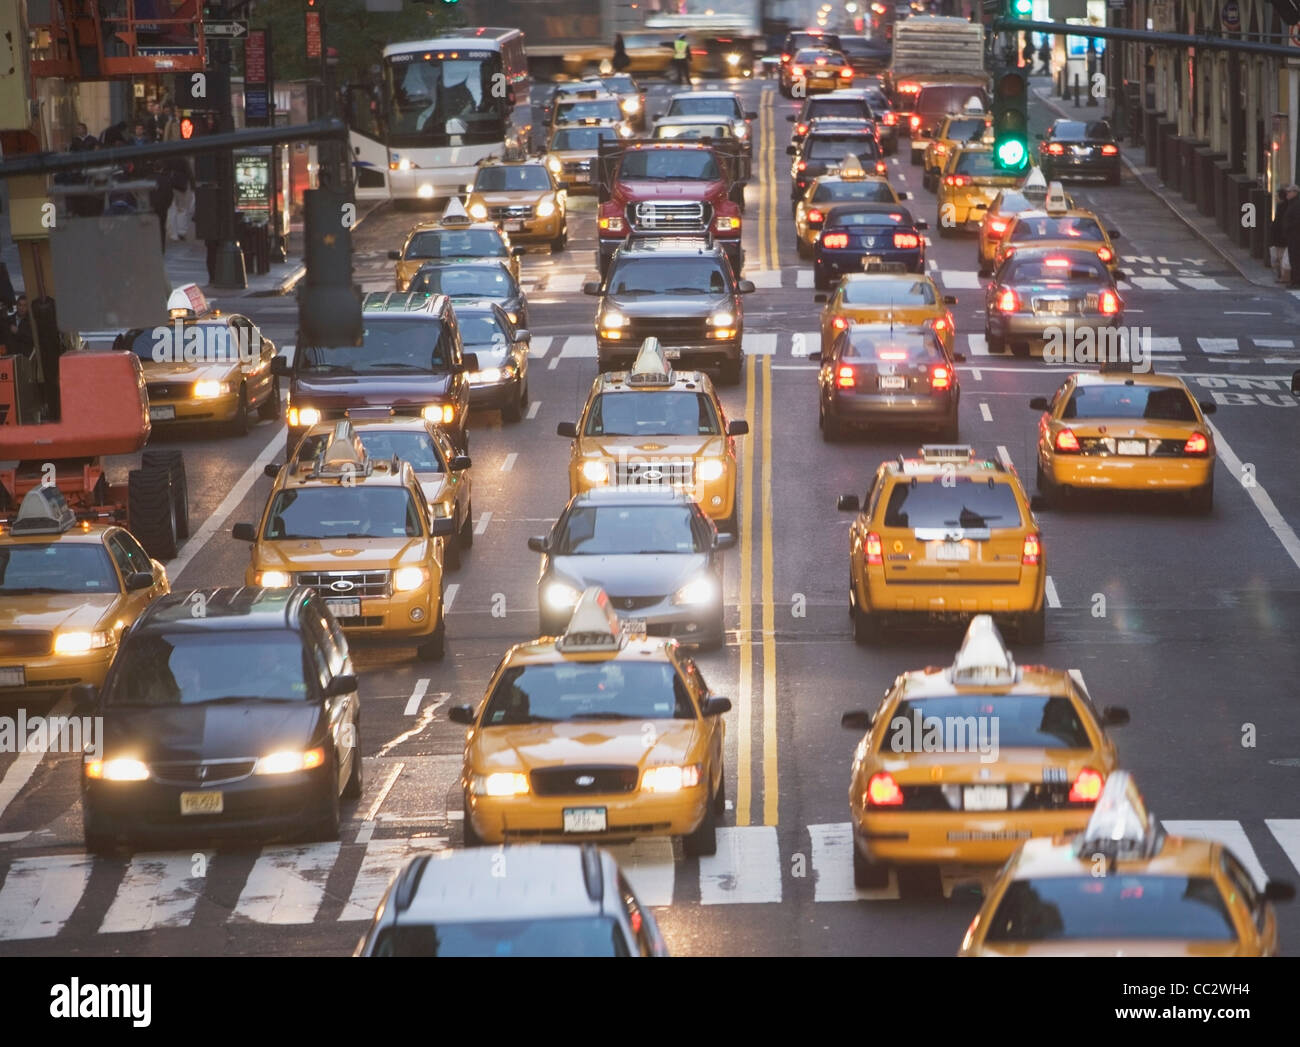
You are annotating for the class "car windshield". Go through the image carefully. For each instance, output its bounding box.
[806,99,871,120]
[121,322,260,364]
[829,209,912,227]
[1053,120,1112,141]
[619,149,721,181]
[812,180,896,203]
[299,320,448,372]
[410,265,517,299]
[995,192,1033,214]
[842,333,939,361]
[551,127,616,150]
[945,117,987,141]
[584,391,721,436]
[1063,385,1199,422]
[608,259,728,295]
[881,696,1092,751]
[954,151,1002,176]
[1010,216,1104,241]
[841,279,936,305]
[1007,257,1107,282]
[806,136,878,162]
[656,122,731,140]
[555,100,622,125]
[294,430,444,472]
[0,542,119,594]
[984,876,1237,943]
[106,630,312,706]
[457,313,510,348]
[883,479,1023,530]
[405,229,503,260]
[482,661,695,724]
[669,97,738,117]
[600,75,636,93]
[557,504,701,555]
[371,917,629,957]
[262,486,423,540]
[474,166,552,192]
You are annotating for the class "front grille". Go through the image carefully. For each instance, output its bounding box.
[624,317,711,343]
[609,595,663,611]
[489,204,533,221]
[150,758,257,787]
[334,616,384,627]
[296,570,392,598]
[0,631,52,658]
[147,382,190,399]
[563,160,592,174]
[530,765,639,796]
[628,200,709,232]
[614,459,695,487]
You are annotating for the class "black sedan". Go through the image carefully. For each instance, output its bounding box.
[409,258,530,330]
[1038,119,1122,184]
[814,203,928,288]
[79,587,362,852]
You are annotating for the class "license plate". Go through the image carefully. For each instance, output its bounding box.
[963,785,1008,811]
[149,405,175,421]
[861,255,882,268]
[180,791,224,816]
[0,666,24,688]
[503,221,523,232]
[620,618,647,633]
[326,598,361,619]
[563,807,607,833]
[933,541,970,561]
[664,348,681,359]
[1045,299,1070,314]
[1117,439,1147,456]
[878,375,906,390]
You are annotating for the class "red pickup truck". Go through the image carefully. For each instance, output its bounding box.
[595,139,750,277]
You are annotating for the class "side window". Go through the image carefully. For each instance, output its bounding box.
[1220,851,1266,933]
[302,618,332,692]
[678,655,709,704]
[618,875,655,957]
[104,534,134,577]
[110,531,153,575]
[321,601,352,673]
[865,470,888,518]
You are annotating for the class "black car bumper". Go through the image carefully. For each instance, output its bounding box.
[828,390,957,427]
[597,339,741,371]
[1043,156,1120,178]
[469,376,523,410]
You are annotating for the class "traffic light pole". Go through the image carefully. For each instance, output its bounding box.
[210,39,247,289]
[991,18,1300,60]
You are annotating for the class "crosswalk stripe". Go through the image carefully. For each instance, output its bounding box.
[528,335,553,359]
[1181,277,1226,291]
[1265,820,1300,878]
[231,843,339,924]
[1161,821,1268,889]
[99,853,204,933]
[1253,338,1293,348]
[795,270,814,289]
[559,335,597,358]
[743,332,779,356]
[939,270,982,289]
[1131,276,1178,290]
[0,855,94,940]
[699,826,783,905]
[1198,338,1238,354]
[808,822,898,901]
[606,838,676,907]
[747,269,782,289]
[1148,337,1182,355]
[339,838,446,921]
[791,331,818,357]
[546,273,588,293]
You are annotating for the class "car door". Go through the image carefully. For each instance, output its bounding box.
[434,426,469,529]
[106,531,167,624]
[303,615,350,793]
[679,655,722,789]
[230,316,271,407]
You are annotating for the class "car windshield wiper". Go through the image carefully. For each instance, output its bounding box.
[302,362,356,374]
[364,362,435,370]
[662,287,708,294]
[192,695,289,705]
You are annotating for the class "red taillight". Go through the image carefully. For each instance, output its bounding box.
[987,218,1008,236]
[1021,533,1041,565]
[797,160,807,172]
[815,57,827,66]
[930,364,951,390]
[1068,769,1104,804]
[883,112,897,125]
[1099,289,1119,315]
[1184,432,1209,455]
[1046,142,1065,155]
[899,83,920,94]
[876,161,888,174]
[893,232,920,248]
[791,65,805,77]
[1054,428,1080,453]
[909,115,921,129]
[1101,143,1119,155]
[822,232,849,248]
[840,67,853,79]
[996,288,1019,312]
[866,770,902,805]
[932,318,948,333]
[807,208,824,223]
[796,122,809,135]
[944,174,970,187]
[781,53,791,63]
[836,365,856,388]
[1096,246,1113,263]
[832,315,849,330]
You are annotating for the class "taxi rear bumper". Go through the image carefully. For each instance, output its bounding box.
[989,314,1123,344]
[861,570,1044,616]
[857,808,1090,865]
[1047,454,1214,492]
[467,787,709,844]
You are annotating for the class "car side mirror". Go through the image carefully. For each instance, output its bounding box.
[952,352,966,362]
[71,683,98,715]
[264,463,281,479]
[977,266,992,278]
[1115,271,1130,281]
[387,250,401,260]
[271,356,290,377]
[1107,229,1121,239]
[915,218,928,230]
[1029,494,1048,511]
[512,245,526,256]
[813,293,829,304]
[714,532,737,550]
[1100,705,1130,727]
[556,421,578,438]
[786,145,797,155]
[1029,396,1049,410]
[701,696,732,717]
[232,522,257,542]
[324,674,358,698]
[745,110,757,119]
[1194,400,1217,416]
[461,352,479,372]
[449,704,476,725]
[837,494,860,512]
[1265,880,1297,903]
[726,419,749,436]
[124,570,154,591]
[900,191,912,199]
[951,879,985,901]
[431,518,456,537]
[450,455,472,471]
[583,281,602,295]
[513,329,531,344]
[528,535,549,553]
[737,279,756,294]
[840,710,874,730]
[943,294,957,304]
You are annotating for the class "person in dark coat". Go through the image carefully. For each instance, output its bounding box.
[0,262,15,313]
[613,34,630,72]
[1282,185,1300,286]
[4,294,35,357]
[1038,39,1052,75]
[1270,188,1290,281]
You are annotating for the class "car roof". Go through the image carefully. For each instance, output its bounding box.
[571,486,694,508]
[0,523,119,545]
[1007,834,1218,881]
[669,90,741,100]
[279,454,415,490]
[825,202,914,222]
[595,368,714,393]
[657,114,734,124]
[406,220,501,236]
[361,291,451,316]
[137,587,312,632]
[889,662,1078,701]
[1068,371,1189,391]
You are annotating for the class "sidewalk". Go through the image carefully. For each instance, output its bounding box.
[1033,83,1278,290]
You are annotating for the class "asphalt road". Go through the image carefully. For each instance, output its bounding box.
[3,73,1300,957]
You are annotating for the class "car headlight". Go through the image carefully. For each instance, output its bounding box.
[53,631,112,655]
[581,459,610,484]
[417,184,435,200]
[393,158,413,171]
[536,196,556,218]
[468,201,488,219]
[726,52,742,67]
[431,501,454,518]
[622,97,640,114]
[507,311,519,324]
[257,570,292,588]
[193,380,231,399]
[672,576,719,606]
[708,311,734,327]
[423,404,456,425]
[641,764,703,792]
[471,771,530,797]
[543,581,582,612]
[253,747,326,775]
[697,458,725,482]
[733,121,747,137]
[601,310,627,328]
[393,566,428,592]
[618,123,634,137]
[289,407,321,427]
[546,155,562,173]
[85,757,150,781]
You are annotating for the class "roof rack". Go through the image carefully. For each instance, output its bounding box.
[8,486,78,536]
[556,587,626,652]
[947,616,1017,686]
[626,338,675,386]
[1073,771,1164,865]
[361,291,444,313]
[309,420,375,481]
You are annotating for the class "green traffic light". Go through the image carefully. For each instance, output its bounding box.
[996,138,1027,168]
[1012,0,1033,15]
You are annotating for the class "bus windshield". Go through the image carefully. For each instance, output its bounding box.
[385,49,507,147]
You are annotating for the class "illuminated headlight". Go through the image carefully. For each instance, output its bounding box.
[471,772,530,796]
[193,380,231,399]
[536,196,557,218]
[257,570,292,588]
[714,216,740,231]
[618,123,634,138]
[726,52,742,67]
[423,404,456,424]
[733,121,747,138]
[472,366,512,383]
[581,459,610,484]
[543,581,582,611]
[708,311,734,327]
[393,566,429,592]
[507,311,519,324]
[417,184,435,200]
[253,747,326,775]
[601,310,627,329]
[431,501,454,518]
[392,158,414,171]
[289,406,321,427]
[468,201,488,219]
[672,576,719,606]
[546,155,562,173]
[642,764,703,792]
[622,97,640,114]
[53,631,112,655]
[697,458,725,482]
[85,757,149,781]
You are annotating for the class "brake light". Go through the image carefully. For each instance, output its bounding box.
[883,112,897,125]
[1054,428,1080,453]
[599,216,624,232]
[996,288,1019,312]
[797,160,808,171]
[909,114,921,129]
[987,218,1008,236]
[899,83,920,94]
[1184,432,1209,455]
[866,770,902,805]
[840,67,854,79]
[1096,246,1113,263]
[1021,533,1041,565]
[832,316,849,331]
[822,232,849,248]
[930,364,951,390]
[1099,289,1119,315]
[864,532,883,564]
[1044,258,1070,268]
[1046,142,1065,155]
[1068,769,1104,804]
[1101,143,1119,155]
[815,57,826,66]
[791,65,805,77]
[876,161,888,174]
[932,318,948,333]
[781,53,791,63]
[796,122,809,135]
[893,231,920,248]
[807,208,825,223]
[877,349,907,361]
[836,365,856,388]
[944,175,970,187]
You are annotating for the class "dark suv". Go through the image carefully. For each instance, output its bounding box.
[790,129,886,206]
[584,236,756,384]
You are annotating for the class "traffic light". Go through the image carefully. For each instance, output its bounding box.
[1008,0,1033,16]
[298,188,363,347]
[992,69,1029,172]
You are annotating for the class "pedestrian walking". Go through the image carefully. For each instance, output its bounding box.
[166,157,195,241]
[3,294,35,357]
[0,261,15,313]
[1270,188,1290,281]
[613,33,630,73]
[1022,35,1035,68]
[1280,185,1300,285]
[159,102,181,142]
[1038,38,1052,76]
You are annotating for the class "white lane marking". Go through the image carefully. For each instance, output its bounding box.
[808,822,898,902]
[355,761,406,844]
[170,424,285,581]
[528,335,553,358]
[0,831,30,843]
[747,269,782,289]
[970,367,982,380]
[1254,338,1293,348]
[340,838,448,921]
[404,678,430,716]
[938,270,982,288]
[1045,576,1061,609]
[1162,821,1268,889]
[560,335,598,358]
[926,256,937,270]
[0,696,72,821]
[232,844,340,924]
[474,511,493,536]
[1131,276,1177,290]
[1226,311,1271,316]
[604,838,676,907]
[502,452,518,472]
[1209,422,1300,572]
[978,402,992,422]
[100,853,205,933]
[546,272,589,293]
[444,582,461,611]
[791,331,818,357]
[1265,820,1300,878]
[0,855,94,940]
[996,445,1013,469]
[699,826,783,904]
[796,270,813,288]
[1148,337,1182,355]
[1181,277,1226,291]
[526,399,541,419]
[744,332,779,356]
[548,355,561,370]
[1198,338,1238,354]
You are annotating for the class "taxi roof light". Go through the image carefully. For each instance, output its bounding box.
[440,197,473,227]
[557,587,628,652]
[166,282,210,321]
[919,444,975,463]
[1045,182,1069,214]
[947,615,1018,685]
[1022,167,1047,190]
[10,486,78,535]
[838,155,867,180]
[310,420,375,480]
[627,338,675,386]
[1073,770,1164,862]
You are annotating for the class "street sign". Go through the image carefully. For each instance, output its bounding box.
[1222,0,1240,31]
[205,21,247,38]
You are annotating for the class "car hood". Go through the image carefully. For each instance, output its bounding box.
[101,701,322,763]
[473,191,549,205]
[578,435,727,459]
[606,293,732,317]
[291,373,453,407]
[472,718,704,773]
[0,593,120,632]
[615,178,725,200]
[255,537,431,572]
[143,359,239,383]
[549,553,710,598]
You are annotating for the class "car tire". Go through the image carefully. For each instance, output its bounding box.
[257,377,281,421]
[463,799,485,847]
[853,834,890,889]
[821,405,843,442]
[938,410,959,442]
[1010,339,1030,358]
[416,612,447,662]
[551,229,567,253]
[1108,166,1122,186]
[719,504,738,535]
[682,792,718,857]
[922,170,933,192]
[444,528,462,571]
[910,148,922,167]
[1020,605,1046,646]
[813,267,831,291]
[341,730,364,800]
[719,355,742,386]
[128,467,179,560]
[502,384,524,423]
[1188,480,1213,515]
[460,500,474,549]
[936,213,951,238]
[309,779,341,842]
[984,328,1005,354]
[796,237,812,260]
[141,449,189,540]
[229,384,251,437]
[852,602,882,645]
[83,818,117,857]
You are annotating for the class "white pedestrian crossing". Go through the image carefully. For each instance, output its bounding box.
[746,269,783,289]
[1253,338,1293,349]
[0,855,94,940]
[545,272,589,294]
[1131,276,1178,290]
[1265,821,1300,883]
[938,270,982,289]
[339,838,447,921]
[1198,338,1239,354]
[743,332,779,356]
[606,838,676,907]
[1147,336,1183,355]
[796,270,814,289]
[699,826,783,905]
[99,853,204,933]
[807,822,898,901]
[231,843,340,925]
[527,335,553,359]
[558,335,598,358]
[1180,277,1227,291]
[1161,821,1268,888]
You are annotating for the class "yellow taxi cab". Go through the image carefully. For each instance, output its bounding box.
[836,445,1047,644]
[114,284,278,436]
[960,771,1296,956]
[448,586,729,855]
[466,156,568,251]
[545,123,620,195]
[935,143,1023,237]
[976,168,1074,270]
[994,181,1121,275]
[922,104,992,192]
[390,198,521,290]
[556,338,748,533]
[840,615,1128,888]
[233,420,457,661]
[1030,369,1219,514]
[814,271,957,357]
[793,156,904,259]
[0,487,169,698]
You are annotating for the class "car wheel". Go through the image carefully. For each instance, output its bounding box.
[460,500,474,549]
[936,213,952,238]
[852,602,882,645]
[719,355,742,386]
[463,799,485,847]
[813,267,831,291]
[444,529,462,571]
[853,833,890,889]
[1010,339,1030,358]
[502,383,524,423]
[128,467,178,560]
[257,377,281,421]
[822,405,843,442]
[551,229,567,253]
[938,410,959,442]
[719,503,738,535]
[910,148,922,167]
[1188,480,1213,515]
[1020,605,1046,646]
[416,612,447,662]
[984,327,1005,354]
[308,778,341,842]
[1108,166,1122,186]
[229,384,251,437]
[682,791,718,857]
[83,819,117,857]
[341,730,364,800]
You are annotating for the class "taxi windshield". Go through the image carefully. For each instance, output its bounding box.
[608,259,728,295]
[954,151,1001,177]
[882,696,1091,751]
[410,264,517,298]
[482,661,695,724]
[295,430,444,473]
[299,319,449,371]
[370,917,629,957]
[0,543,119,594]
[669,97,738,117]
[984,876,1237,942]
[551,126,617,150]
[884,479,1023,530]
[556,504,702,555]
[554,100,622,125]
[619,149,721,181]
[841,279,936,305]
[812,181,896,203]
[584,391,721,436]
[262,486,423,539]
[1063,385,1199,422]
[106,630,312,706]
[121,322,259,364]
[405,229,504,260]
[1010,216,1103,241]
[474,165,552,191]
[806,136,878,162]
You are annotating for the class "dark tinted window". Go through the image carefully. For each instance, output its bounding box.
[1006,257,1108,283]
[371,917,630,957]
[841,278,936,306]
[883,479,1023,530]
[457,312,511,348]
[1062,385,1199,422]
[881,696,1091,751]
[1009,216,1104,241]
[264,487,424,540]
[552,100,622,125]
[842,331,942,362]
[557,504,702,555]
[953,151,1001,176]
[806,135,879,161]
[812,180,896,204]
[405,229,504,260]
[668,96,740,118]
[828,208,914,227]
[619,149,720,180]
[584,391,720,436]
[795,49,846,66]
[984,877,1237,942]
[299,319,448,370]
[473,165,552,191]
[0,543,119,594]
[943,117,987,141]
[483,661,695,724]
[609,258,728,295]
[410,264,517,298]
[918,86,989,113]
[1052,120,1112,140]
[806,98,872,120]
[550,126,617,150]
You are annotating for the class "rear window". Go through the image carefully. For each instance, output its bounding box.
[953,151,1001,176]
[883,478,1023,530]
[795,49,846,66]
[405,229,504,261]
[943,118,987,141]
[806,136,879,162]
[551,126,617,150]
[371,917,630,957]
[788,32,842,51]
[984,877,1237,943]
[668,96,739,118]
[841,278,936,306]
[619,149,720,181]
[882,696,1092,751]
[1009,216,1104,241]
[1062,385,1199,422]
[410,264,517,298]
[842,332,941,361]
[828,209,913,227]
[806,98,872,120]
[812,180,896,204]
[1006,257,1108,283]
[1051,120,1113,141]
[918,87,989,113]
